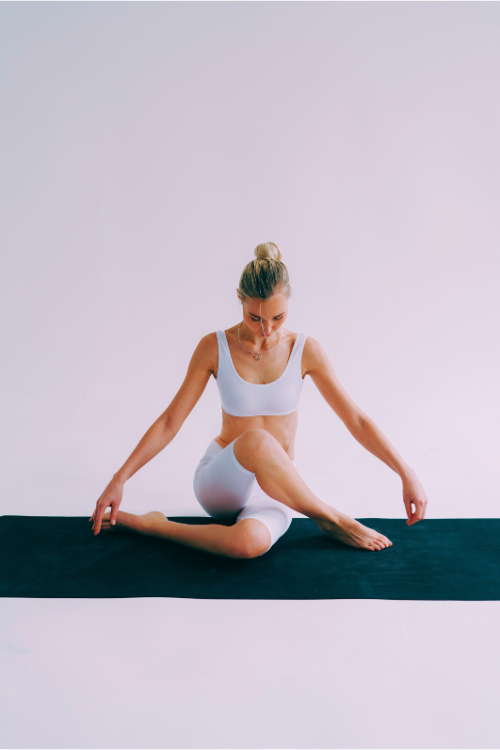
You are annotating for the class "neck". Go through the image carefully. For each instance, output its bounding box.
[239,321,281,349]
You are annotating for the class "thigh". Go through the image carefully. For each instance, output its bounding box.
[234,452,297,549]
[193,440,258,521]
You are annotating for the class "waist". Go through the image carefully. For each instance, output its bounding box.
[216,410,298,459]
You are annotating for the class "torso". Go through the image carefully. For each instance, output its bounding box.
[209,325,309,460]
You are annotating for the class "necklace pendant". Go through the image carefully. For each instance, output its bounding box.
[254,353,263,360]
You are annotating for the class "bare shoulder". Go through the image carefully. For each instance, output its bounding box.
[302,334,332,377]
[192,331,218,377]
[196,330,218,353]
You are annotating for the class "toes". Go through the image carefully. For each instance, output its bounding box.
[367,535,393,551]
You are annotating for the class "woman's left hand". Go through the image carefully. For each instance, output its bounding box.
[402,472,428,526]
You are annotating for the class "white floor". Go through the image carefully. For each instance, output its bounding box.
[2,596,500,749]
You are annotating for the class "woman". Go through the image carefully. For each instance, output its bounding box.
[90,242,428,558]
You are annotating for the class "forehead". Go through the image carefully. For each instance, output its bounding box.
[246,293,288,316]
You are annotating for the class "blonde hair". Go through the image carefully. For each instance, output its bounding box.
[238,242,292,301]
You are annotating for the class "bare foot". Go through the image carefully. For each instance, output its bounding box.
[100,510,167,533]
[317,512,393,551]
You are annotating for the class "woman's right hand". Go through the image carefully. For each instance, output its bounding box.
[90,477,124,535]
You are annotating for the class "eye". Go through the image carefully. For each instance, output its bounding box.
[250,315,284,322]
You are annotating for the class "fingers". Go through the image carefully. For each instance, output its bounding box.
[404,497,420,525]
[404,480,429,525]
[93,505,106,535]
[91,500,121,534]
[407,501,428,525]
[91,506,118,535]
[415,500,427,523]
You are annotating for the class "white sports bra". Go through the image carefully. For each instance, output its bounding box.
[214,329,308,417]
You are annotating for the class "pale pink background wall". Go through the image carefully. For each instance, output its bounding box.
[3,6,500,750]
[2,2,499,521]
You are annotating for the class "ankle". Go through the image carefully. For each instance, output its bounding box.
[315,505,341,525]
[116,510,143,532]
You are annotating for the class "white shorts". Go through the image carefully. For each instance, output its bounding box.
[193,439,294,553]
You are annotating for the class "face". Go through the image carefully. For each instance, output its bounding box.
[237,289,289,339]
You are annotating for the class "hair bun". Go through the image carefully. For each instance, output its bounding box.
[254,242,282,263]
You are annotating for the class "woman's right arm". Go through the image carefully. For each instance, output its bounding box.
[90,333,216,534]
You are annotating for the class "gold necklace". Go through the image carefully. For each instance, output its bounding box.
[237,322,282,361]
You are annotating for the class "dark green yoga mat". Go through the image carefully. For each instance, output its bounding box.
[1,515,499,600]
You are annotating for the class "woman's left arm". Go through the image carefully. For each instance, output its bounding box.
[305,337,428,526]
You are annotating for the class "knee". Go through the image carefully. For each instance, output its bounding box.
[227,521,272,559]
[236,428,276,456]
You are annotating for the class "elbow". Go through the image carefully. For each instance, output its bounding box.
[348,413,370,433]
[158,414,181,436]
